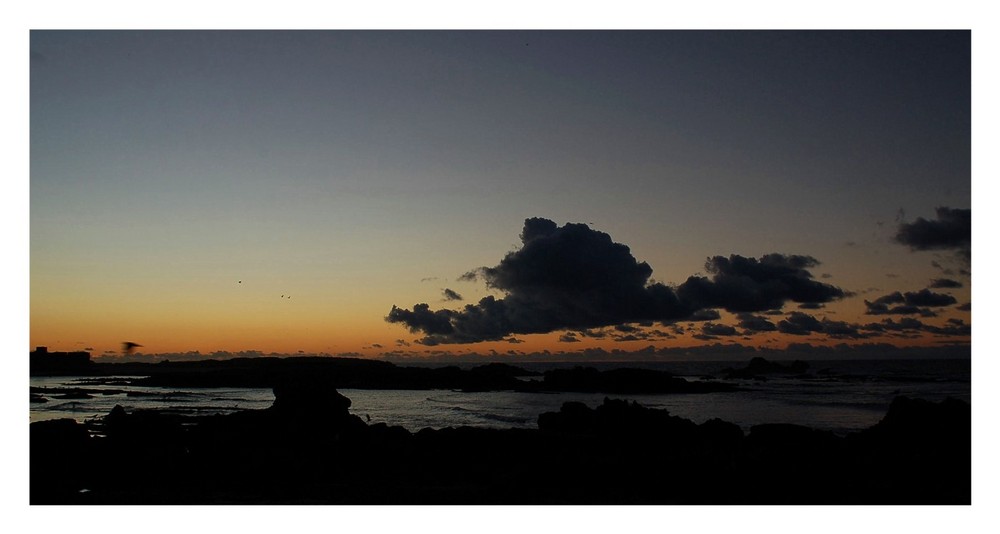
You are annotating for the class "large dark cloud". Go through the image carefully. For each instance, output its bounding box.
[387,218,849,344]
[675,254,848,313]
[894,207,970,260]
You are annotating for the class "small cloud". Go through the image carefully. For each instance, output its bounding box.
[929,278,963,289]
[701,323,739,337]
[895,208,906,223]
[442,288,464,301]
[687,309,722,322]
[558,333,581,343]
[956,302,971,311]
[777,312,824,336]
[736,313,778,332]
[904,288,957,307]
[894,207,970,262]
[576,328,608,339]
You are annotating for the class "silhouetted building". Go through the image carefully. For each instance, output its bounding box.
[30,346,92,375]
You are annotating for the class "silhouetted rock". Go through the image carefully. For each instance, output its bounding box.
[538,397,701,448]
[866,395,970,439]
[461,363,539,391]
[270,377,352,417]
[470,362,538,377]
[29,390,970,504]
[31,417,90,447]
[721,357,809,379]
[745,423,841,462]
[29,346,92,376]
[269,376,367,434]
[30,418,92,503]
[844,396,970,503]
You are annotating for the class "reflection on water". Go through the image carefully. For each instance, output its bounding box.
[29,376,275,424]
[30,359,971,436]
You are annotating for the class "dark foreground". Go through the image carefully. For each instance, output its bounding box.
[31,377,970,504]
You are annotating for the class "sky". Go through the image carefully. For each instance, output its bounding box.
[29,30,972,360]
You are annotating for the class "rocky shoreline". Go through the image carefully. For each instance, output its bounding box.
[33,356,741,395]
[30,374,970,504]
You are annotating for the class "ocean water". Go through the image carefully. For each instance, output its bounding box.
[29,359,970,436]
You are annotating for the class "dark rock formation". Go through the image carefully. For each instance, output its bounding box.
[30,418,93,503]
[844,396,971,503]
[29,392,970,505]
[46,356,732,395]
[721,357,809,379]
[29,346,92,376]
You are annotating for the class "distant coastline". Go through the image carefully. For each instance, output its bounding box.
[80,342,971,365]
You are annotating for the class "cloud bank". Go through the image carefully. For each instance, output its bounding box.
[864,288,958,316]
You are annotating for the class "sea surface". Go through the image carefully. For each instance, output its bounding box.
[29,359,970,436]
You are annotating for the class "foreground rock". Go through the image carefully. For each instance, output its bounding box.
[29,390,970,504]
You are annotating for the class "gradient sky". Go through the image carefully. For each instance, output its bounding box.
[30,30,971,358]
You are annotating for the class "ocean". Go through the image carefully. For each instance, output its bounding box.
[29,359,970,436]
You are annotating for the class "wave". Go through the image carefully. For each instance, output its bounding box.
[478,412,529,424]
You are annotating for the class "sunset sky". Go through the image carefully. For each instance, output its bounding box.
[29,30,972,359]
